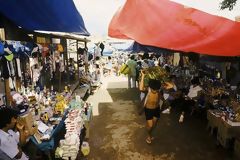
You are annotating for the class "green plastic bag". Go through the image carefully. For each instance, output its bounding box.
[119,63,130,75]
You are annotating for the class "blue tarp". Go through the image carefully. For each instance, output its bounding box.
[0,0,89,35]
[127,41,174,55]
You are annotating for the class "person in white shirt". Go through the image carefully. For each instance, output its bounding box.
[0,107,29,160]
[183,77,203,117]
[187,77,202,100]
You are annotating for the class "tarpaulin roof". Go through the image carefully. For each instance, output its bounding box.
[108,0,240,56]
[127,41,173,54]
[0,0,89,36]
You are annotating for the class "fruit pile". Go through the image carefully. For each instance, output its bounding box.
[143,66,169,83]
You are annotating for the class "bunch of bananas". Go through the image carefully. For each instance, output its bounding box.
[144,66,169,83]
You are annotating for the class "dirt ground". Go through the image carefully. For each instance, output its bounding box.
[86,86,237,160]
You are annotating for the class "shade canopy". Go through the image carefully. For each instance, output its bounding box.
[0,0,89,35]
[127,41,173,54]
[108,0,240,56]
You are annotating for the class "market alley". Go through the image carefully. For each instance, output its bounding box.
[87,75,236,160]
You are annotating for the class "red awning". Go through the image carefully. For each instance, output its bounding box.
[108,0,240,56]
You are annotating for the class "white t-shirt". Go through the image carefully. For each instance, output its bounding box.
[187,85,202,99]
[0,129,28,160]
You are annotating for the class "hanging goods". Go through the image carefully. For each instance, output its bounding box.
[0,41,4,55]
[4,47,14,61]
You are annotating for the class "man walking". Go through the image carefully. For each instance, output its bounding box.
[127,55,137,88]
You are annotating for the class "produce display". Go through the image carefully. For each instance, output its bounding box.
[143,66,169,82]
[139,66,170,90]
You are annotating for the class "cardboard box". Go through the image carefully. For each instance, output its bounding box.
[18,112,37,135]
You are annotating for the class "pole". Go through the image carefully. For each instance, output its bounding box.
[84,38,88,72]
[76,40,79,78]
[4,79,10,106]
[0,28,10,105]
[62,38,69,85]
[58,38,64,92]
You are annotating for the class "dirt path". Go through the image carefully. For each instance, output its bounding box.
[86,76,236,160]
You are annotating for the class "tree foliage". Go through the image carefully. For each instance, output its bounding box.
[220,0,237,10]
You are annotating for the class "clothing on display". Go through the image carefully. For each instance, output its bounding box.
[1,57,10,79]
[37,44,43,53]
[9,61,15,77]
[0,39,94,159]
[0,42,4,55]
[8,77,15,90]
[4,47,14,61]
[32,67,41,83]
[31,46,39,57]
[41,44,49,57]
[59,59,65,73]
[173,52,180,66]
[16,58,22,78]
[158,56,164,66]
[29,58,38,67]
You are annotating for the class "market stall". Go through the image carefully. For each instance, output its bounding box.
[5,84,92,159]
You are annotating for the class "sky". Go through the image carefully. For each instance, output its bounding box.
[73,0,126,37]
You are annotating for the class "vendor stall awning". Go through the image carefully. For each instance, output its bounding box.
[0,0,89,36]
[108,0,240,56]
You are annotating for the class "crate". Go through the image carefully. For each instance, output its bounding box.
[18,112,37,135]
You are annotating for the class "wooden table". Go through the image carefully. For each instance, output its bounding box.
[207,110,240,148]
[207,110,221,135]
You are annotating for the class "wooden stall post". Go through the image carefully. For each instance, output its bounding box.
[84,38,88,72]
[58,47,61,92]
[0,28,11,105]
[4,79,11,105]
[49,35,54,90]
[62,38,69,87]
[76,40,79,78]
[15,78,21,92]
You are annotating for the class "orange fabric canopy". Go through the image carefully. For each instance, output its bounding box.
[108,0,240,56]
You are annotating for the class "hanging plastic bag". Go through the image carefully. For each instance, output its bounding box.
[119,63,130,75]
[55,147,63,158]
[81,141,90,156]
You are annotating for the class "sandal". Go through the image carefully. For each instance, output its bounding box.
[146,137,152,144]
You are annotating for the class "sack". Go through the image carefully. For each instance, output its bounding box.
[119,63,130,75]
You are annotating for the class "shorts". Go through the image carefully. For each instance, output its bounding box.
[144,107,160,120]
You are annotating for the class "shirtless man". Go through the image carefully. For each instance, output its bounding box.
[144,79,162,144]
